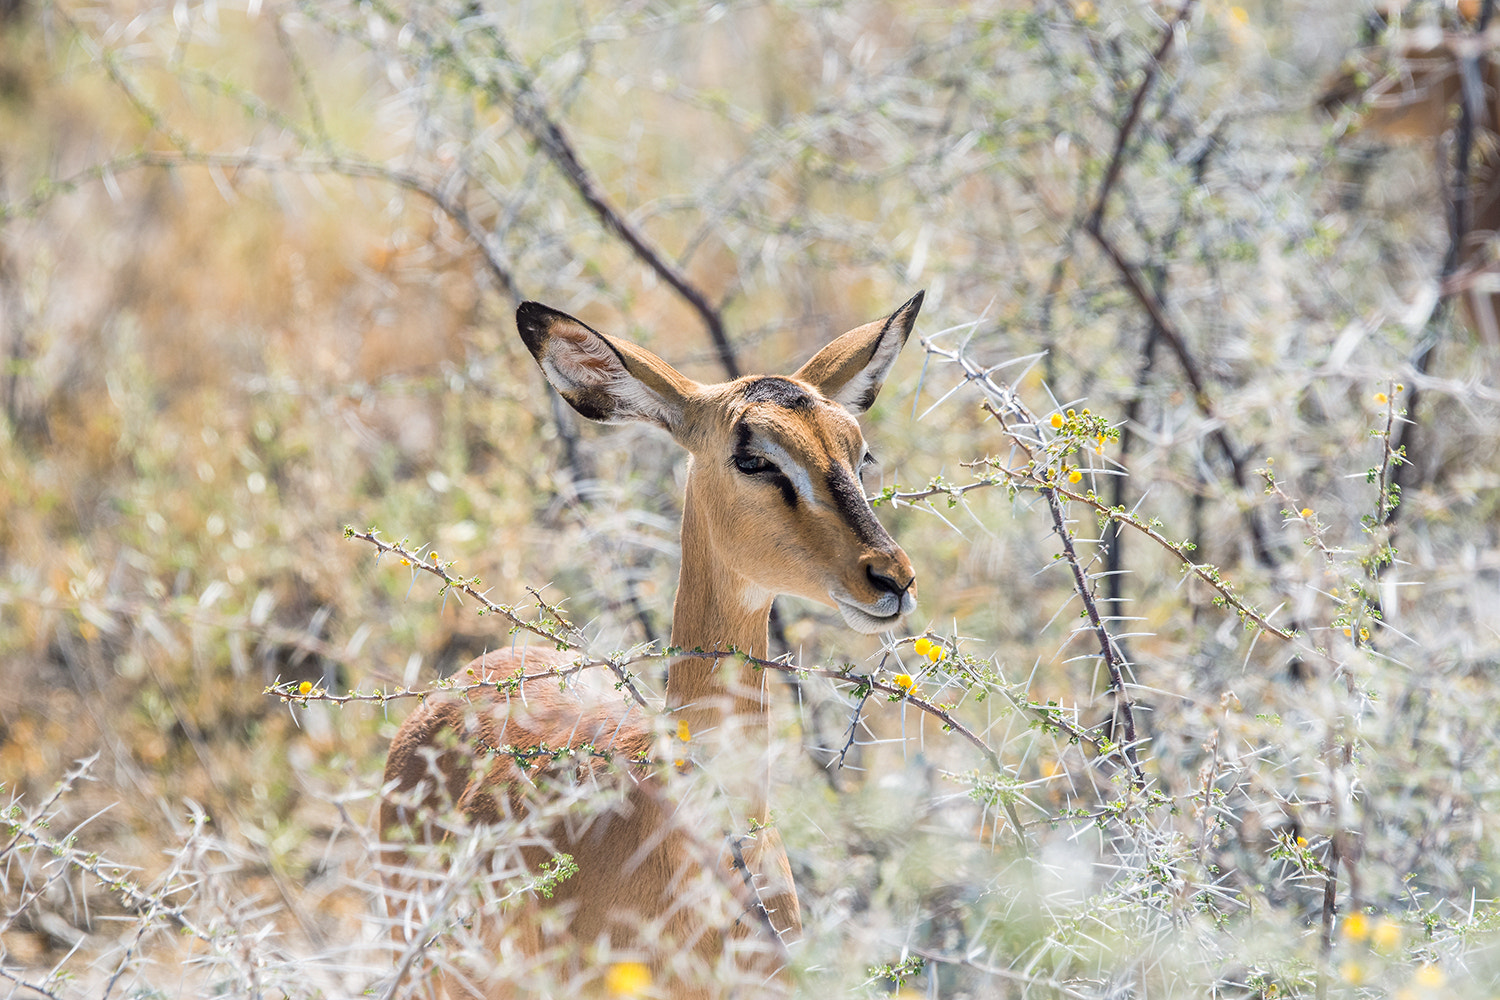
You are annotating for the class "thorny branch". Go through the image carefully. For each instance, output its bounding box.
[0,967,64,1000]
[342,526,652,709]
[889,459,1296,642]
[328,529,1007,771]
[916,338,1150,788]
[1037,479,1145,787]
[0,760,246,973]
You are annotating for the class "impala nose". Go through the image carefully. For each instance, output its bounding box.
[867,564,913,597]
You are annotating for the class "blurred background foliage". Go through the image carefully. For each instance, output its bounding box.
[2,0,1500,996]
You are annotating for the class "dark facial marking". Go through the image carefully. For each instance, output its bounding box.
[732,421,798,508]
[767,472,798,508]
[743,377,815,411]
[825,464,891,548]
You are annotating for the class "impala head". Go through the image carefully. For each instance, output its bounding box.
[517,294,922,634]
[1321,11,1500,142]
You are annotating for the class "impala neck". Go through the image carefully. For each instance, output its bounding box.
[667,467,775,813]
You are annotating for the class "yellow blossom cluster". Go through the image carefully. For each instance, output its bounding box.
[605,961,651,997]
[912,638,946,662]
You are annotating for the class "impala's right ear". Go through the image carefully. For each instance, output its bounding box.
[517,302,698,431]
[793,291,923,413]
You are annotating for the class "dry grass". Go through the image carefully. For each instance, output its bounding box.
[3,0,1500,997]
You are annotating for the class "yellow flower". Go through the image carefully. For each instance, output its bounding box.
[1371,917,1402,954]
[927,645,946,663]
[913,638,933,657]
[1412,964,1445,988]
[1341,911,1370,941]
[1295,836,1307,848]
[676,720,691,743]
[1375,392,1388,404]
[1339,961,1364,985]
[1067,469,1083,484]
[605,961,652,997]
[400,558,411,567]
[1049,413,1064,429]
[1076,0,1095,22]
[429,551,441,563]
[1228,6,1248,26]
[894,673,915,693]
[1300,508,1313,518]
[297,680,313,696]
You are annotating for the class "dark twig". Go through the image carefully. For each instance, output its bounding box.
[1038,482,1146,788]
[0,967,65,1000]
[1085,0,1197,236]
[356,7,745,380]
[1081,0,1278,569]
[513,97,742,379]
[912,338,1157,786]
[1315,813,1345,1000]
[834,684,874,771]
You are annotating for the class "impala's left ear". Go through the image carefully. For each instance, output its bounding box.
[792,291,923,413]
[516,302,699,434]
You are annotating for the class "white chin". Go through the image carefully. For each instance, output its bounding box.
[834,597,906,635]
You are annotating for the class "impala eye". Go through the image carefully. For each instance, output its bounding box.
[734,454,775,475]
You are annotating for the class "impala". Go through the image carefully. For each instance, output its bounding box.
[380,293,923,997]
[1323,11,1500,354]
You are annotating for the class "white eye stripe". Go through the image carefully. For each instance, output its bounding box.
[754,439,815,505]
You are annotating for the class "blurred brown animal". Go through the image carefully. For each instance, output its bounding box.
[380,293,923,998]
[1323,6,1500,352]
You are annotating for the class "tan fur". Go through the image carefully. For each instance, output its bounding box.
[1324,23,1500,353]
[380,296,923,998]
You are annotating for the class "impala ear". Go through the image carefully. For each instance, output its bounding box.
[792,291,923,413]
[516,302,698,432]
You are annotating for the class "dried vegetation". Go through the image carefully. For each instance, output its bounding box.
[3,1,1499,997]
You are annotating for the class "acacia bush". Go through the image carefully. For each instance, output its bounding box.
[3,1,1498,997]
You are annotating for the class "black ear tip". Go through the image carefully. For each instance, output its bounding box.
[882,290,924,342]
[517,301,581,353]
[516,302,549,352]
